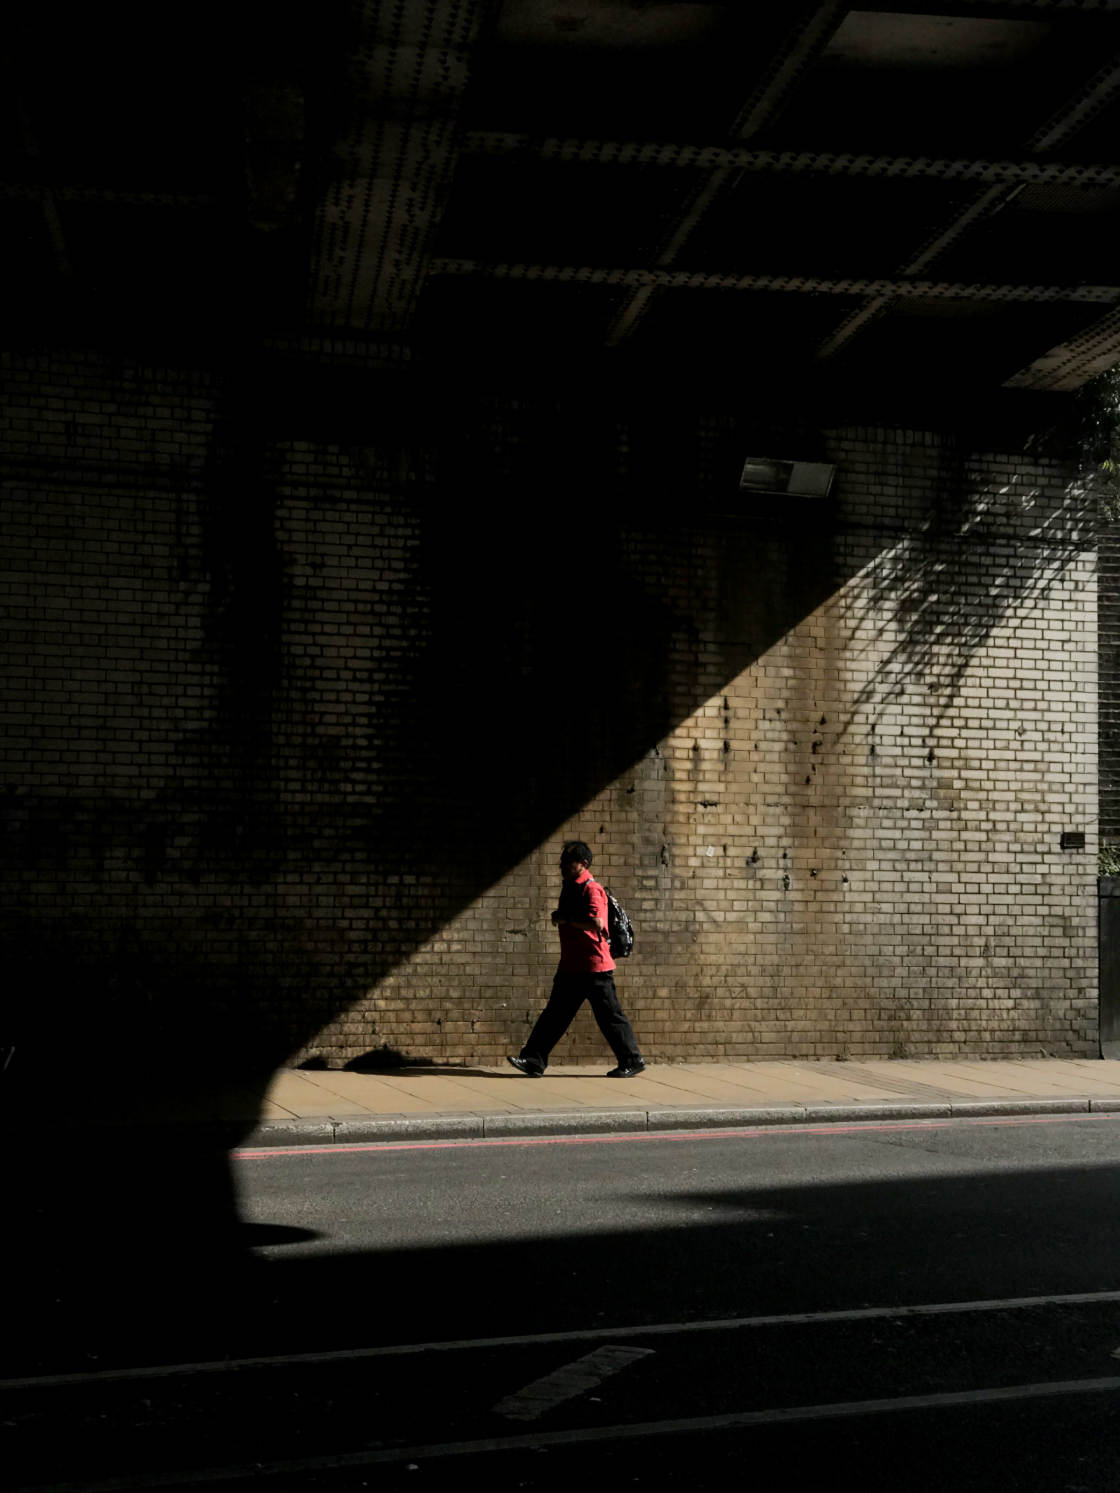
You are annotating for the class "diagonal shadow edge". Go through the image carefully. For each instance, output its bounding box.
[1,363,1094,1334]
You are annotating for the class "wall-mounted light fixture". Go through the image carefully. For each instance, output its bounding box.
[739,458,836,498]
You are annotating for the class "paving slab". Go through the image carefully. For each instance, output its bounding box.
[340,1073,521,1113]
[972,1061,1120,1094]
[259,1100,306,1120]
[855,1065,1021,1099]
[264,1071,376,1117]
[1063,1068,1120,1090]
[621,1068,804,1104]
[703,1063,914,1103]
[920,1062,1100,1098]
[381,1075,531,1112]
[275,1070,424,1106]
[771,1064,931,1101]
[483,1076,661,1109]
[686,1073,824,1104]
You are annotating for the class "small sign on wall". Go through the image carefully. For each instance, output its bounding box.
[739,458,836,498]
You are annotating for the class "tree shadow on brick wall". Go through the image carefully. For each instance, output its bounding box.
[0,358,1087,1371]
[834,438,1094,735]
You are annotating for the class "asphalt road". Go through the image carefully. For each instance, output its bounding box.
[8,1112,1120,1490]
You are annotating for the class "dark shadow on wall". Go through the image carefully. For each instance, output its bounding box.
[0,350,1087,1364]
[4,361,850,1064]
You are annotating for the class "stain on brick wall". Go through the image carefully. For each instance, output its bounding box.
[0,348,1098,1082]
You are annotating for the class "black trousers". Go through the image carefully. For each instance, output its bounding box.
[519,971,642,1074]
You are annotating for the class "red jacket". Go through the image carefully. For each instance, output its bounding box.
[556,870,615,974]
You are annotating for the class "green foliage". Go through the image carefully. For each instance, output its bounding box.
[1078,367,1120,524]
[1100,845,1120,877]
[1101,460,1120,525]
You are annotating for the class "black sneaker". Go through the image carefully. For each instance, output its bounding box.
[507,1055,543,1077]
[606,1060,646,1078]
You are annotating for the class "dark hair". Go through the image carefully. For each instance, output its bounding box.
[561,839,592,867]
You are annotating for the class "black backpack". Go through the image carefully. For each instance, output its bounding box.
[605,889,634,959]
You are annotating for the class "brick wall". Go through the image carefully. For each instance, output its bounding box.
[1100,520,1120,847]
[1,346,1099,1074]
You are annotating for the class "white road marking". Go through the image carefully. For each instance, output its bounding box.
[24,1374,1120,1490]
[6,1288,1120,1392]
[492,1345,654,1421]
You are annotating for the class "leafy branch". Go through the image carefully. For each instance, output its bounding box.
[1077,366,1120,524]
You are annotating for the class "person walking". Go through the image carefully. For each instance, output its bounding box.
[508,840,645,1079]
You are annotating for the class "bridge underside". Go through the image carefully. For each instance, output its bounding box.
[7,1,1120,407]
[1,3,1113,1077]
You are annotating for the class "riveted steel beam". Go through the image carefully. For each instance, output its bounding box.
[603,0,851,348]
[1028,49,1120,153]
[815,183,1017,358]
[1005,307,1120,389]
[817,46,1120,362]
[307,0,493,334]
[873,0,1120,15]
[0,183,216,207]
[262,333,412,359]
[428,259,1120,302]
[459,134,1120,187]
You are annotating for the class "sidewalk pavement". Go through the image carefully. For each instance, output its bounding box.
[85,1057,1120,1148]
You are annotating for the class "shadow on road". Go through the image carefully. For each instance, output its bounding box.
[8,1143,1120,1379]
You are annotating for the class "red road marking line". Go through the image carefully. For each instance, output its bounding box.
[233,1109,1120,1159]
